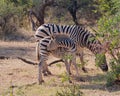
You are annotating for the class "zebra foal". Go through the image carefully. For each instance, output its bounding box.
[37,36,78,84]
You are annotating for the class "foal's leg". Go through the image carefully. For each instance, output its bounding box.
[72,53,79,77]
[64,60,72,83]
[42,62,52,76]
[78,51,88,73]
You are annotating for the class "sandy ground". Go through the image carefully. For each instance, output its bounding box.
[0,41,120,96]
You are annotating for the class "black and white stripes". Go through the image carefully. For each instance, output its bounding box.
[38,36,76,59]
[35,23,108,84]
[35,24,102,54]
[37,36,77,83]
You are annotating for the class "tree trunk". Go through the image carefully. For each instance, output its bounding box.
[67,0,80,25]
[29,0,54,31]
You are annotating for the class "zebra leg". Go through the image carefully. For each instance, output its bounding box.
[72,53,79,77]
[42,63,48,76]
[78,51,88,73]
[69,60,72,75]
[42,62,52,76]
[38,60,44,84]
[64,60,72,83]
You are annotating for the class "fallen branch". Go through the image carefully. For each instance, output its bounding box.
[48,59,64,66]
[0,56,10,59]
[0,56,65,66]
[17,57,37,65]
[0,56,37,65]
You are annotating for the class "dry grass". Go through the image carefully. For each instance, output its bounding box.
[0,41,120,96]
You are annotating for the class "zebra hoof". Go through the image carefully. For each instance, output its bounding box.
[47,71,52,75]
[38,80,44,85]
[69,72,72,75]
[82,67,88,73]
[69,80,72,83]
[80,78,85,82]
[43,72,48,76]
[76,77,85,82]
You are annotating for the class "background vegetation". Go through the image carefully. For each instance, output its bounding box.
[0,0,99,40]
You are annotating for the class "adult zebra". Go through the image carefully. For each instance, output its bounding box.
[37,35,78,84]
[35,23,108,73]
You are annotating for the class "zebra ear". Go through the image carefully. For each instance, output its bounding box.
[103,41,111,53]
[47,36,57,51]
[47,40,55,50]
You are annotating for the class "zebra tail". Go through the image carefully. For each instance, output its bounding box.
[36,42,40,62]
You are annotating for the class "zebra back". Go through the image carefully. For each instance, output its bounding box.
[47,35,76,52]
[35,23,103,54]
[38,36,76,60]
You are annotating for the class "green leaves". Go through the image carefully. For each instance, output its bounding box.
[0,0,15,17]
[106,71,116,86]
[95,53,106,67]
[97,0,117,15]
[59,72,70,83]
[97,0,120,86]
[56,84,83,96]
[64,54,73,61]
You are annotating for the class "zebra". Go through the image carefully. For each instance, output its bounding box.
[37,35,78,84]
[35,23,108,73]
[35,25,86,73]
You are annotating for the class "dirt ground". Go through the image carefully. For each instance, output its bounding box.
[0,41,120,96]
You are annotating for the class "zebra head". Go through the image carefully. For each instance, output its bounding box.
[47,38,57,51]
[95,53,108,72]
[94,42,110,72]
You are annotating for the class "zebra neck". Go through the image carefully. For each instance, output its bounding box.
[86,41,102,55]
[79,33,102,55]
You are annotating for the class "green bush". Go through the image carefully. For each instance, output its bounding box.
[106,58,120,86]
[56,84,83,96]
[0,0,32,40]
[97,0,120,87]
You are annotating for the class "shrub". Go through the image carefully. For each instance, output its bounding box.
[97,0,120,87]
[56,84,83,96]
